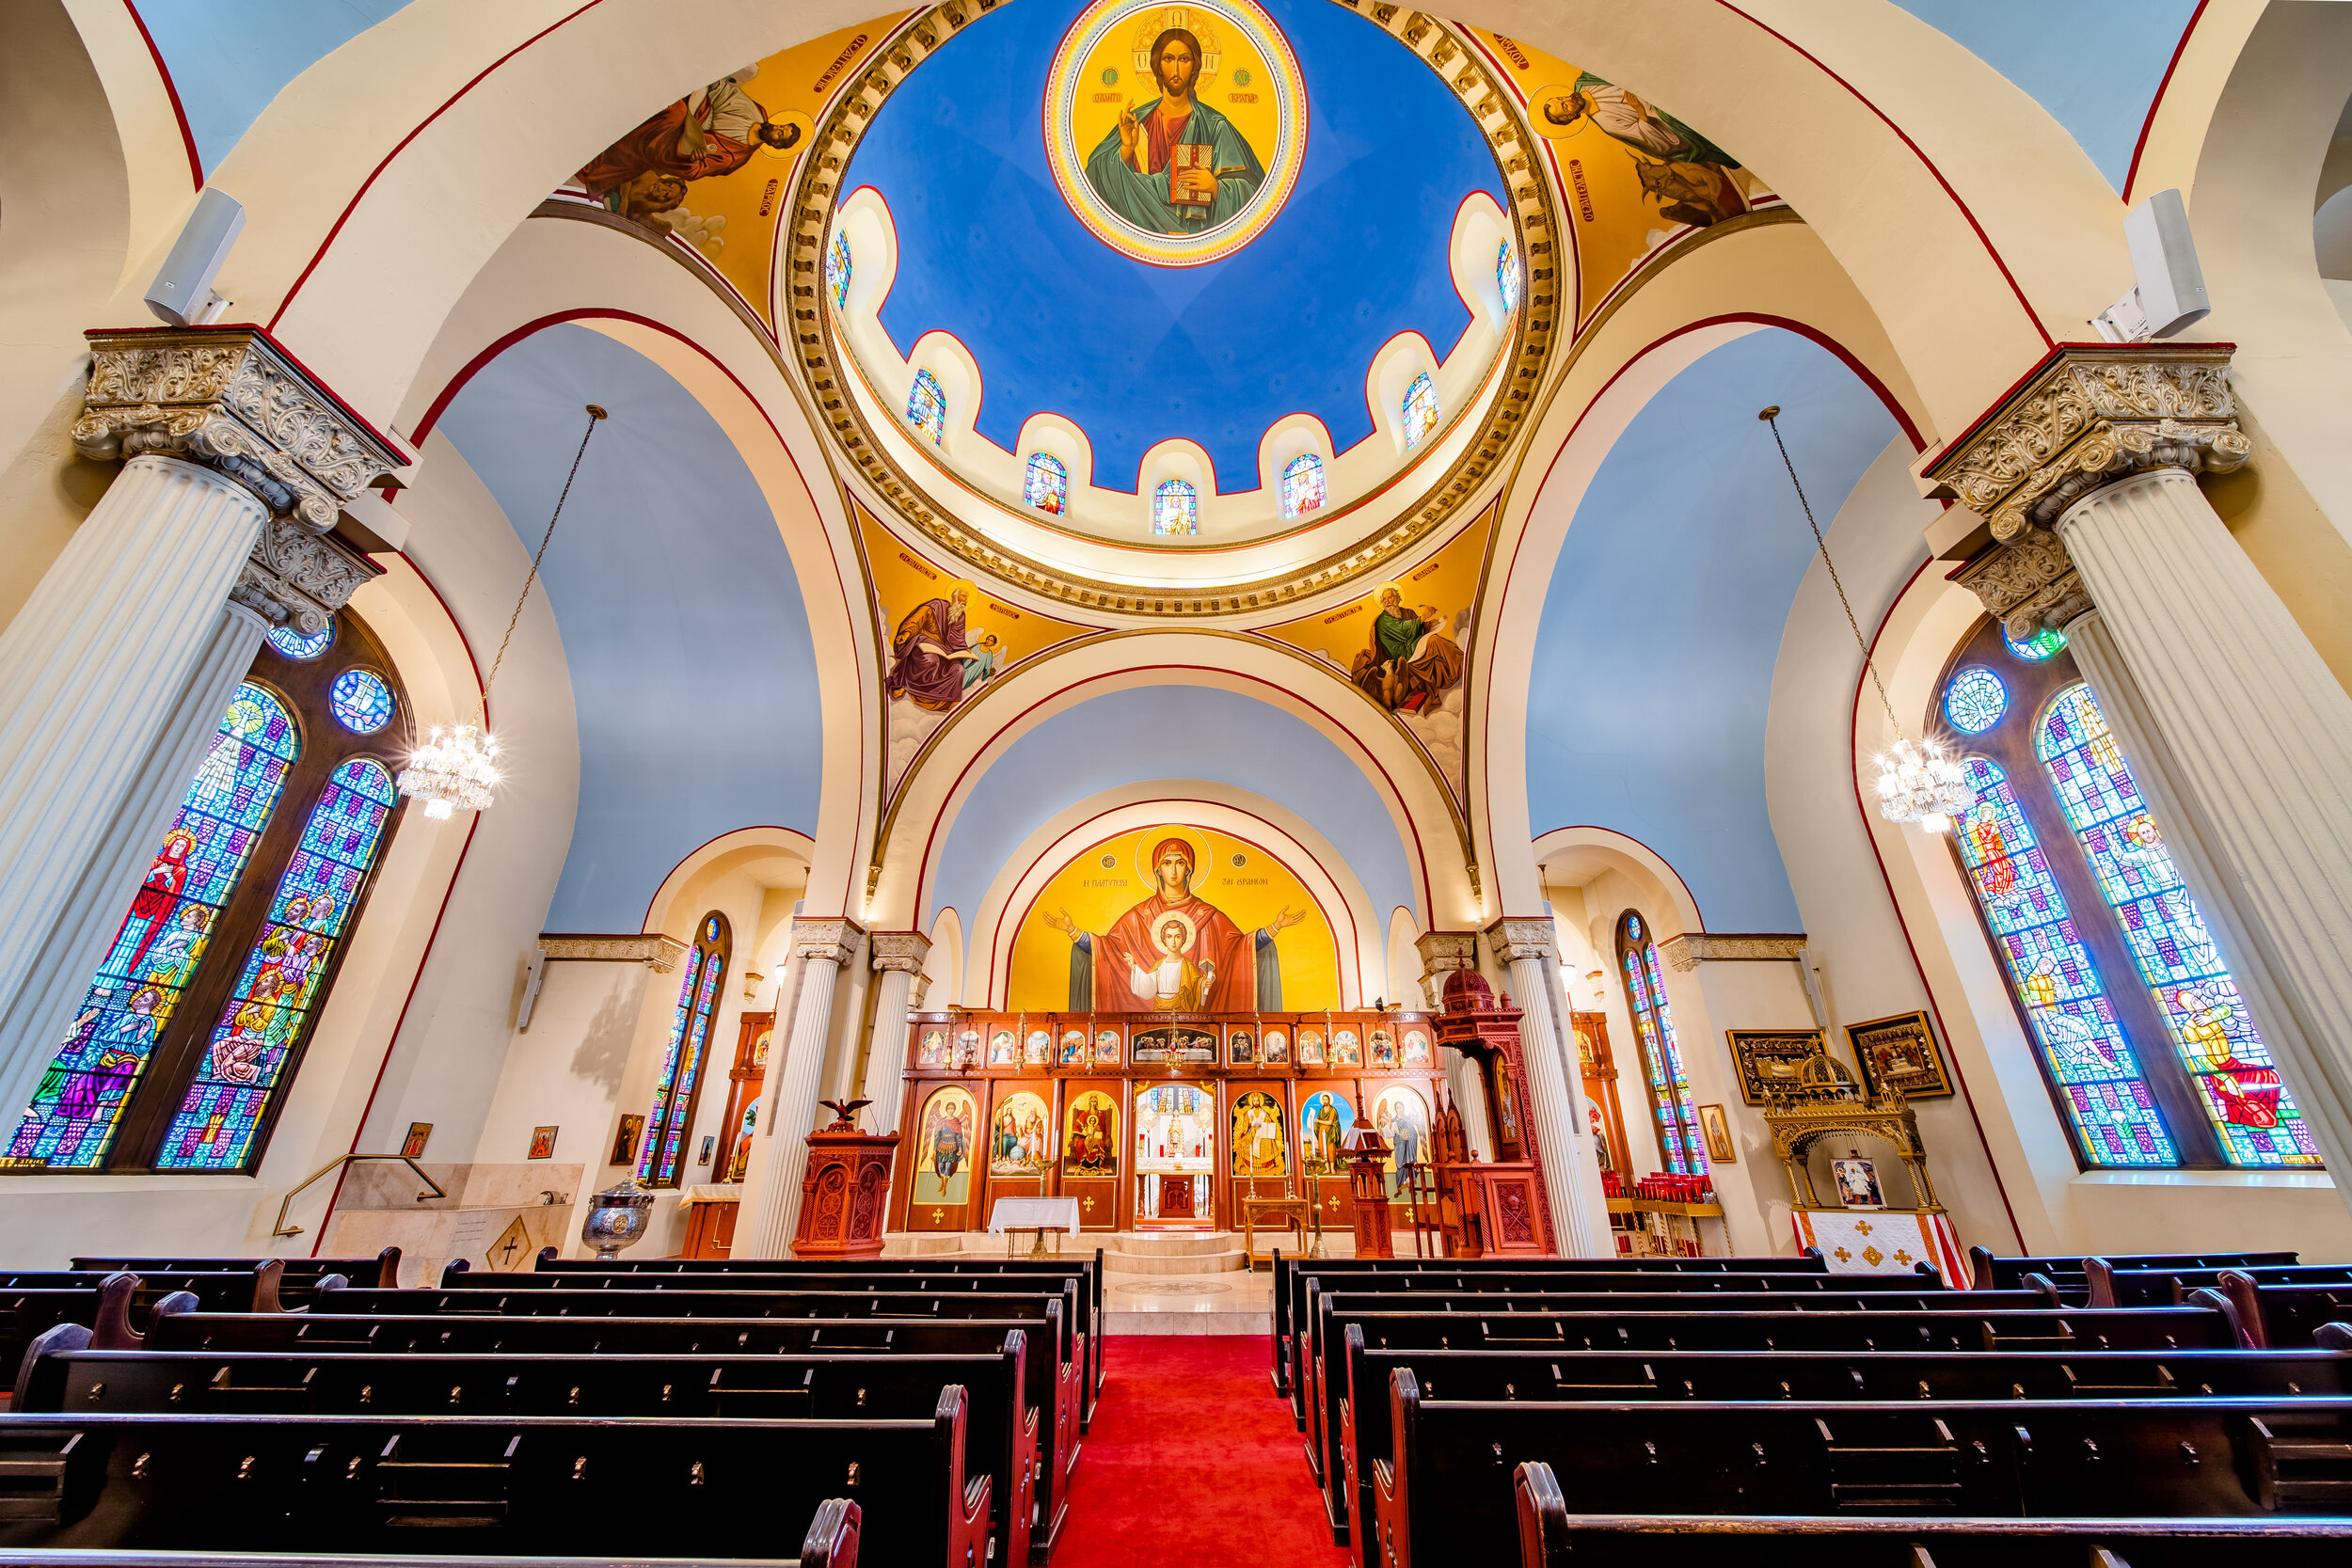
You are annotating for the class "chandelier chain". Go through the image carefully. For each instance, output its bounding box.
[1761,409,1902,735]
[485,404,604,701]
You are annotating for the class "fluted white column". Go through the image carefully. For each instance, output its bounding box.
[1488,920,1611,1257]
[2054,467,2352,1181]
[859,930,932,1137]
[734,920,860,1258]
[0,457,270,1117]
[1415,930,1492,1157]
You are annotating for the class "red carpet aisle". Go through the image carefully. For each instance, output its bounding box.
[1052,1336,1353,1567]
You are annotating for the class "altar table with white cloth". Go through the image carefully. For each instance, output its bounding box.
[1790,1208,1966,1284]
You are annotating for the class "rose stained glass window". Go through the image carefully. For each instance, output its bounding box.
[155,759,397,1169]
[826,230,851,310]
[640,912,729,1187]
[906,370,946,445]
[267,622,333,661]
[329,669,393,734]
[1024,451,1068,514]
[8,684,297,1168]
[1943,667,2007,734]
[1617,912,1707,1175]
[2006,625,2066,661]
[1401,372,1439,449]
[2036,684,2318,1166]
[1497,241,1522,314]
[1280,453,1326,518]
[1152,478,1198,537]
[1951,755,2176,1165]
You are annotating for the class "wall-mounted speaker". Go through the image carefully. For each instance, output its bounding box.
[145,187,246,327]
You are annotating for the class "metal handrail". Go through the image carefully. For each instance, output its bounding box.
[273,1153,444,1238]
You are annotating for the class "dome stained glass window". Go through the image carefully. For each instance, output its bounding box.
[1497,241,1522,314]
[1024,451,1068,514]
[1280,453,1325,518]
[266,622,332,661]
[1152,478,1198,536]
[1401,372,1439,449]
[825,230,851,310]
[2007,625,2067,661]
[906,369,946,445]
[1943,667,2007,734]
[329,670,393,734]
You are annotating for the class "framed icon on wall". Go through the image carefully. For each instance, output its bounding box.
[1726,1028,1827,1105]
[1846,1010,1953,1099]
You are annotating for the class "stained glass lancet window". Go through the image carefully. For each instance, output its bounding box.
[1615,912,1708,1175]
[1152,478,1198,536]
[826,230,851,310]
[2036,684,2318,1166]
[906,370,946,445]
[1024,451,1068,514]
[157,759,398,1170]
[640,912,730,1187]
[7,684,297,1168]
[1951,755,2177,1165]
[1497,241,1521,314]
[1401,372,1438,449]
[1280,453,1326,518]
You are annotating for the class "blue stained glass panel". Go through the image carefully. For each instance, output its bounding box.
[1280,453,1326,518]
[2006,625,2067,661]
[1943,666,2007,734]
[1402,373,1439,450]
[1951,755,2175,1165]
[826,230,851,310]
[2036,684,2318,1167]
[1152,479,1198,537]
[639,930,726,1186]
[1497,242,1522,314]
[907,369,946,445]
[7,684,297,1169]
[1620,915,1706,1175]
[329,669,393,734]
[267,622,333,660]
[156,760,396,1170]
[1024,451,1068,514]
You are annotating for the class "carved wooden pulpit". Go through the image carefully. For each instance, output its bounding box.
[1427,969,1557,1256]
[1342,1124,1395,1259]
[792,1100,899,1259]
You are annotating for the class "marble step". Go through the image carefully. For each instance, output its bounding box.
[1106,1228,1238,1258]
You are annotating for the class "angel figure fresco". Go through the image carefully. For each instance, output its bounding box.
[923,1097,972,1196]
[576,65,803,238]
[1352,590,1465,715]
[1537,73,1750,228]
[1041,837,1304,1011]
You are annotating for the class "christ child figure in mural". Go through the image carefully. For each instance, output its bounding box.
[1041,837,1303,1011]
[1083,29,1265,234]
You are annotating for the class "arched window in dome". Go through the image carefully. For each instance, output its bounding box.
[906,369,946,445]
[1152,478,1198,536]
[1024,451,1069,514]
[1280,453,1326,518]
[1615,911,1707,1175]
[7,613,411,1174]
[1934,616,2319,1170]
[825,230,851,310]
[639,912,730,1188]
[1497,241,1522,315]
[1401,372,1438,449]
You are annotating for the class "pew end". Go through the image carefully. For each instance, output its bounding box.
[802,1495,861,1568]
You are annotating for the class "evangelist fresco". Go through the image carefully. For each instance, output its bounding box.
[1231,1089,1287,1177]
[1064,1089,1120,1175]
[555,18,907,330]
[1008,825,1340,1013]
[1045,0,1308,265]
[859,502,1099,803]
[1467,31,1779,327]
[1260,498,1497,812]
[914,1084,977,1201]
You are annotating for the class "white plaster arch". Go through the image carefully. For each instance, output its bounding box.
[1533,825,1707,942]
[641,826,816,938]
[1385,904,1423,1009]
[961,786,1380,1011]
[923,906,963,1011]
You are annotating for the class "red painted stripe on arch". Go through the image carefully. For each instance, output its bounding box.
[120,1,204,190]
[2122,0,2215,206]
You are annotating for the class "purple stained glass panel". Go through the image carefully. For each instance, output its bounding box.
[8,684,296,1169]
[640,928,726,1187]
[156,760,395,1170]
[1620,914,1706,1175]
[2035,684,2318,1167]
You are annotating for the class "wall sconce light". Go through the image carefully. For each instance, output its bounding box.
[743,968,765,1001]
[1585,969,1606,1005]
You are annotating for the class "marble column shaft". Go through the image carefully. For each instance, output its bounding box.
[1488,921,1610,1257]
[2055,467,2352,1179]
[0,457,270,1117]
[860,931,932,1137]
[734,922,859,1258]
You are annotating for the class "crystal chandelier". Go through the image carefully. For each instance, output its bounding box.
[1760,406,1976,833]
[398,404,606,819]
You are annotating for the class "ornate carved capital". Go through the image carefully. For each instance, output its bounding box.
[910,973,934,1009]
[230,515,384,636]
[1414,930,1479,975]
[869,929,933,974]
[1656,932,1806,974]
[538,932,691,973]
[1484,917,1556,969]
[75,327,406,533]
[1922,345,2248,637]
[792,918,865,968]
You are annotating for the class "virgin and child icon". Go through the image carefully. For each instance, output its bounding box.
[1041,834,1303,1011]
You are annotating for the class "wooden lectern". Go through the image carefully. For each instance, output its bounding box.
[792,1100,898,1259]
[1426,969,1557,1256]
[1342,1125,1395,1259]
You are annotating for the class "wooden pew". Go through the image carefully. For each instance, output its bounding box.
[19,1338,1040,1565]
[155,1303,1074,1561]
[1513,1473,2352,1568]
[2201,1272,2352,1349]
[438,1264,1099,1430]
[1269,1253,1832,1400]
[0,1263,293,1320]
[2087,1256,2352,1307]
[1967,1246,2296,1300]
[71,1249,404,1294]
[0,1398,983,1563]
[5,1275,210,1392]
[1339,1333,2352,1567]
[1376,1381,2352,1568]
[524,1249,1105,1412]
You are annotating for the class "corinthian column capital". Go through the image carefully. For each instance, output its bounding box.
[1483,917,1556,969]
[869,929,933,974]
[792,918,865,968]
[1921,344,2251,641]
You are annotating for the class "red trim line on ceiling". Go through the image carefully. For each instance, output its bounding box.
[2122,0,2214,206]
[120,1,203,191]
[1531,824,1708,933]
